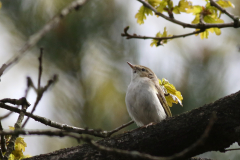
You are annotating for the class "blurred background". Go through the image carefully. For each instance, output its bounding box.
[0,0,240,159]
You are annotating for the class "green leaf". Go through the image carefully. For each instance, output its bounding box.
[150,27,172,47]
[217,0,235,8]
[186,5,202,15]
[156,1,168,13]
[148,0,161,7]
[15,137,27,152]
[213,28,221,35]
[9,126,15,130]
[191,14,200,24]
[173,0,192,14]
[150,32,162,47]
[200,30,209,39]
[135,5,153,25]
[159,78,183,107]
[204,15,224,23]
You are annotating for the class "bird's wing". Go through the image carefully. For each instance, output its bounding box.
[155,84,172,117]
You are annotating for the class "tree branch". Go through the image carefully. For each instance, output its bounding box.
[137,0,239,29]
[24,90,240,160]
[209,0,239,26]
[0,102,133,138]
[3,102,28,159]
[121,26,205,41]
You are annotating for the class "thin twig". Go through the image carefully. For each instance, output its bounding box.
[209,0,239,26]
[0,0,88,80]
[38,48,44,89]
[0,101,135,138]
[137,0,239,29]
[0,97,30,107]
[122,26,205,41]
[0,121,7,154]
[0,110,18,120]
[222,148,240,152]
[0,102,109,138]
[103,120,134,137]
[3,104,28,159]
[22,50,58,128]
[22,75,58,128]
[0,77,32,120]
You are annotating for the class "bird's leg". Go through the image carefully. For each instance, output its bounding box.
[144,122,157,128]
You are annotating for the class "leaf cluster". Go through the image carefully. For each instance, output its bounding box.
[135,0,234,45]
[3,127,30,160]
[159,78,183,107]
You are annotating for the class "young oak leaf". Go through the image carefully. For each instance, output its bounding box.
[15,137,27,152]
[150,27,172,47]
[159,78,183,107]
[148,0,161,7]
[186,5,202,15]
[11,148,24,160]
[9,126,15,130]
[135,0,161,25]
[135,5,153,24]
[217,0,235,8]
[187,2,225,39]
[173,0,192,14]
[156,0,168,13]
[11,137,27,159]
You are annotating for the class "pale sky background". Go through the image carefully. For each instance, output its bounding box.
[0,0,240,159]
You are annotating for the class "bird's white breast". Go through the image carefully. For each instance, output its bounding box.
[125,77,167,126]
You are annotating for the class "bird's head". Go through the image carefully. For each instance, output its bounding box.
[127,62,157,81]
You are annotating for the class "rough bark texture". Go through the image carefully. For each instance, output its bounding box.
[25,90,240,160]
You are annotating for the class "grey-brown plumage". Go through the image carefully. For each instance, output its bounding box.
[125,62,172,126]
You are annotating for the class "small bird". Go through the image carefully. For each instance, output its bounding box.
[125,62,172,127]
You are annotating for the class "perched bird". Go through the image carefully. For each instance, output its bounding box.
[125,62,172,127]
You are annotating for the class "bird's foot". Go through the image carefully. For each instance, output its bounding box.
[143,122,157,128]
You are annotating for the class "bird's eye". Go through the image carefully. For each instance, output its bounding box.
[133,70,136,73]
[142,68,146,71]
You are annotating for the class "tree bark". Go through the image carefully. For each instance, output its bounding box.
[25,90,240,160]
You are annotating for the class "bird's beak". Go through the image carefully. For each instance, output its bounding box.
[127,62,134,69]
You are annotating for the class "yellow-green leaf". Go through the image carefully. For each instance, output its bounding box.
[15,137,27,152]
[9,126,15,130]
[204,15,224,23]
[156,1,168,13]
[173,0,192,14]
[8,154,15,160]
[186,5,202,15]
[148,0,161,7]
[150,32,162,47]
[159,78,183,107]
[191,14,200,24]
[135,5,153,25]
[217,0,235,8]
[12,149,23,159]
[200,30,209,39]
[213,28,221,35]
[150,27,172,47]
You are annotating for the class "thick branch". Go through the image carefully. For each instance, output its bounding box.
[25,90,240,160]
